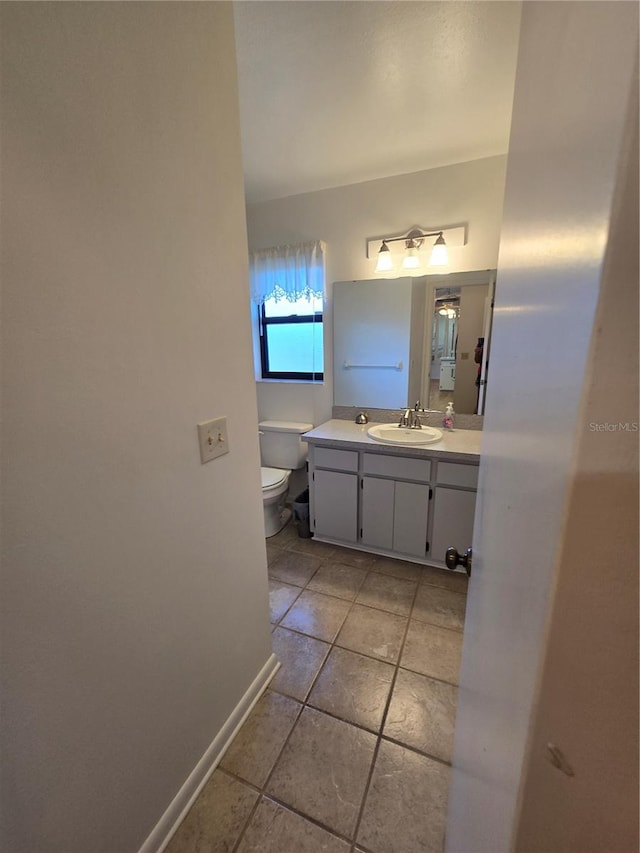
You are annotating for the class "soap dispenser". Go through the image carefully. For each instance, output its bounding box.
[443,401,455,430]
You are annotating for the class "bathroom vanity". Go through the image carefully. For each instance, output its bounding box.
[305,420,481,570]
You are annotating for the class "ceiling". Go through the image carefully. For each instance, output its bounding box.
[233,1,522,204]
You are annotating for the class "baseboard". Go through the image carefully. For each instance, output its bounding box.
[139,652,280,853]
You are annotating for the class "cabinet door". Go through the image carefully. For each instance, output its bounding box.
[313,469,358,543]
[394,481,430,558]
[431,487,476,564]
[361,477,394,550]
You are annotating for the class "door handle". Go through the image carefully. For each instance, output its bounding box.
[445,546,472,577]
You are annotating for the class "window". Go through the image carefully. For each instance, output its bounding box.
[259,293,323,380]
[249,240,326,382]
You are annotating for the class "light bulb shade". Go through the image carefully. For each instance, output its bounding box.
[374,241,394,273]
[401,240,421,270]
[429,234,448,266]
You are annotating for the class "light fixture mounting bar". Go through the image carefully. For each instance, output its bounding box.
[382,229,442,249]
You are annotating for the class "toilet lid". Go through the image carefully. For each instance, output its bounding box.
[261,467,288,490]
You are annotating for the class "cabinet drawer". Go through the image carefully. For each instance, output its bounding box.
[363,453,431,483]
[436,462,479,489]
[314,446,358,472]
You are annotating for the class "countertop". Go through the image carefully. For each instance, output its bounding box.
[304,419,482,463]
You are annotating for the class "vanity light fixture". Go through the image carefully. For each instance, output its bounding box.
[402,238,422,271]
[374,240,394,273]
[372,228,449,274]
[429,233,449,266]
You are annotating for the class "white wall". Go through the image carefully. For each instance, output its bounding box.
[0,5,272,852]
[514,63,638,852]
[247,155,508,425]
[446,3,639,850]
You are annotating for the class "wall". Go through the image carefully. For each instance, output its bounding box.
[0,5,272,852]
[446,3,639,851]
[514,60,638,853]
[247,155,508,426]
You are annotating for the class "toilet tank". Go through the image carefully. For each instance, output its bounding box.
[259,421,314,469]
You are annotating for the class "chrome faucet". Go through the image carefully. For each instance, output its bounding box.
[399,408,412,428]
[399,403,423,429]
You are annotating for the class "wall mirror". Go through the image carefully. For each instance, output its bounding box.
[333,269,495,415]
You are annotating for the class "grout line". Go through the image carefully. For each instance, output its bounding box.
[229,696,307,853]
[234,537,466,851]
[232,574,360,849]
[233,549,380,848]
[271,527,468,584]
[348,576,422,850]
[272,613,462,688]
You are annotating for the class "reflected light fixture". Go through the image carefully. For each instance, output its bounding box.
[373,228,449,274]
[438,304,457,318]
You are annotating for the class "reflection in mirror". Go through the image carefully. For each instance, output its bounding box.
[333,270,495,415]
[429,288,460,410]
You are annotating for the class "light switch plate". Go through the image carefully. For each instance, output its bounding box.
[197,417,229,463]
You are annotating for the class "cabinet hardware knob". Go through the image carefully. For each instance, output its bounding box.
[445,546,472,577]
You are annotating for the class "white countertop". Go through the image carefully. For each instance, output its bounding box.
[304,419,482,463]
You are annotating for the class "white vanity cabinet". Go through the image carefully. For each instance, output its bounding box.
[430,462,478,563]
[311,448,359,543]
[308,435,479,568]
[361,454,431,558]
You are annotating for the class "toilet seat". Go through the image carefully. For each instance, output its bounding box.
[261,467,288,491]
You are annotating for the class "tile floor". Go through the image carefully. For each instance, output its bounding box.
[166,521,468,853]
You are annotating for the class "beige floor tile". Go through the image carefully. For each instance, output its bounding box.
[307,562,368,601]
[270,627,331,701]
[412,584,467,631]
[237,797,350,853]
[268,521,298,548]
[265,540,284,567]
[336,604,407,664]
[165,770,257,853]
[268,549,322,587]
[383,669,458,762]
[267,707,376,839]
[308,647,394,732]
[331,547,375,569]
[220,691,301,787]
[357,740,450,853]
[420,564,469,593]
[356,572,417,616]
[285,535,338,559]
[401,621,463,685]
[281,590,351,642]
[268,580,301,624]
[368,554,424,582]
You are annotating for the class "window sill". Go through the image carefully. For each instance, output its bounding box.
[256,378,324,386]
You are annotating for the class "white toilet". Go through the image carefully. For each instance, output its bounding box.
[259,420,313,538]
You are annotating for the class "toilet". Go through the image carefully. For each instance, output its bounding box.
[259,420,313,538]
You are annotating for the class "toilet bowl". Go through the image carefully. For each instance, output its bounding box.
[261,466,292,538]
[259,420,313,538]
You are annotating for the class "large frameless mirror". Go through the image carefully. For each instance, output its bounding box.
[333,269,495,415]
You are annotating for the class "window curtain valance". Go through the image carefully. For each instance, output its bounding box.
[249,240,326,305]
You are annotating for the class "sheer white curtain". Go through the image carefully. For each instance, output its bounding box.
[249,240,326,304]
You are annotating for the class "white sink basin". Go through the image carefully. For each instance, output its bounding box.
[367,423,444,446]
